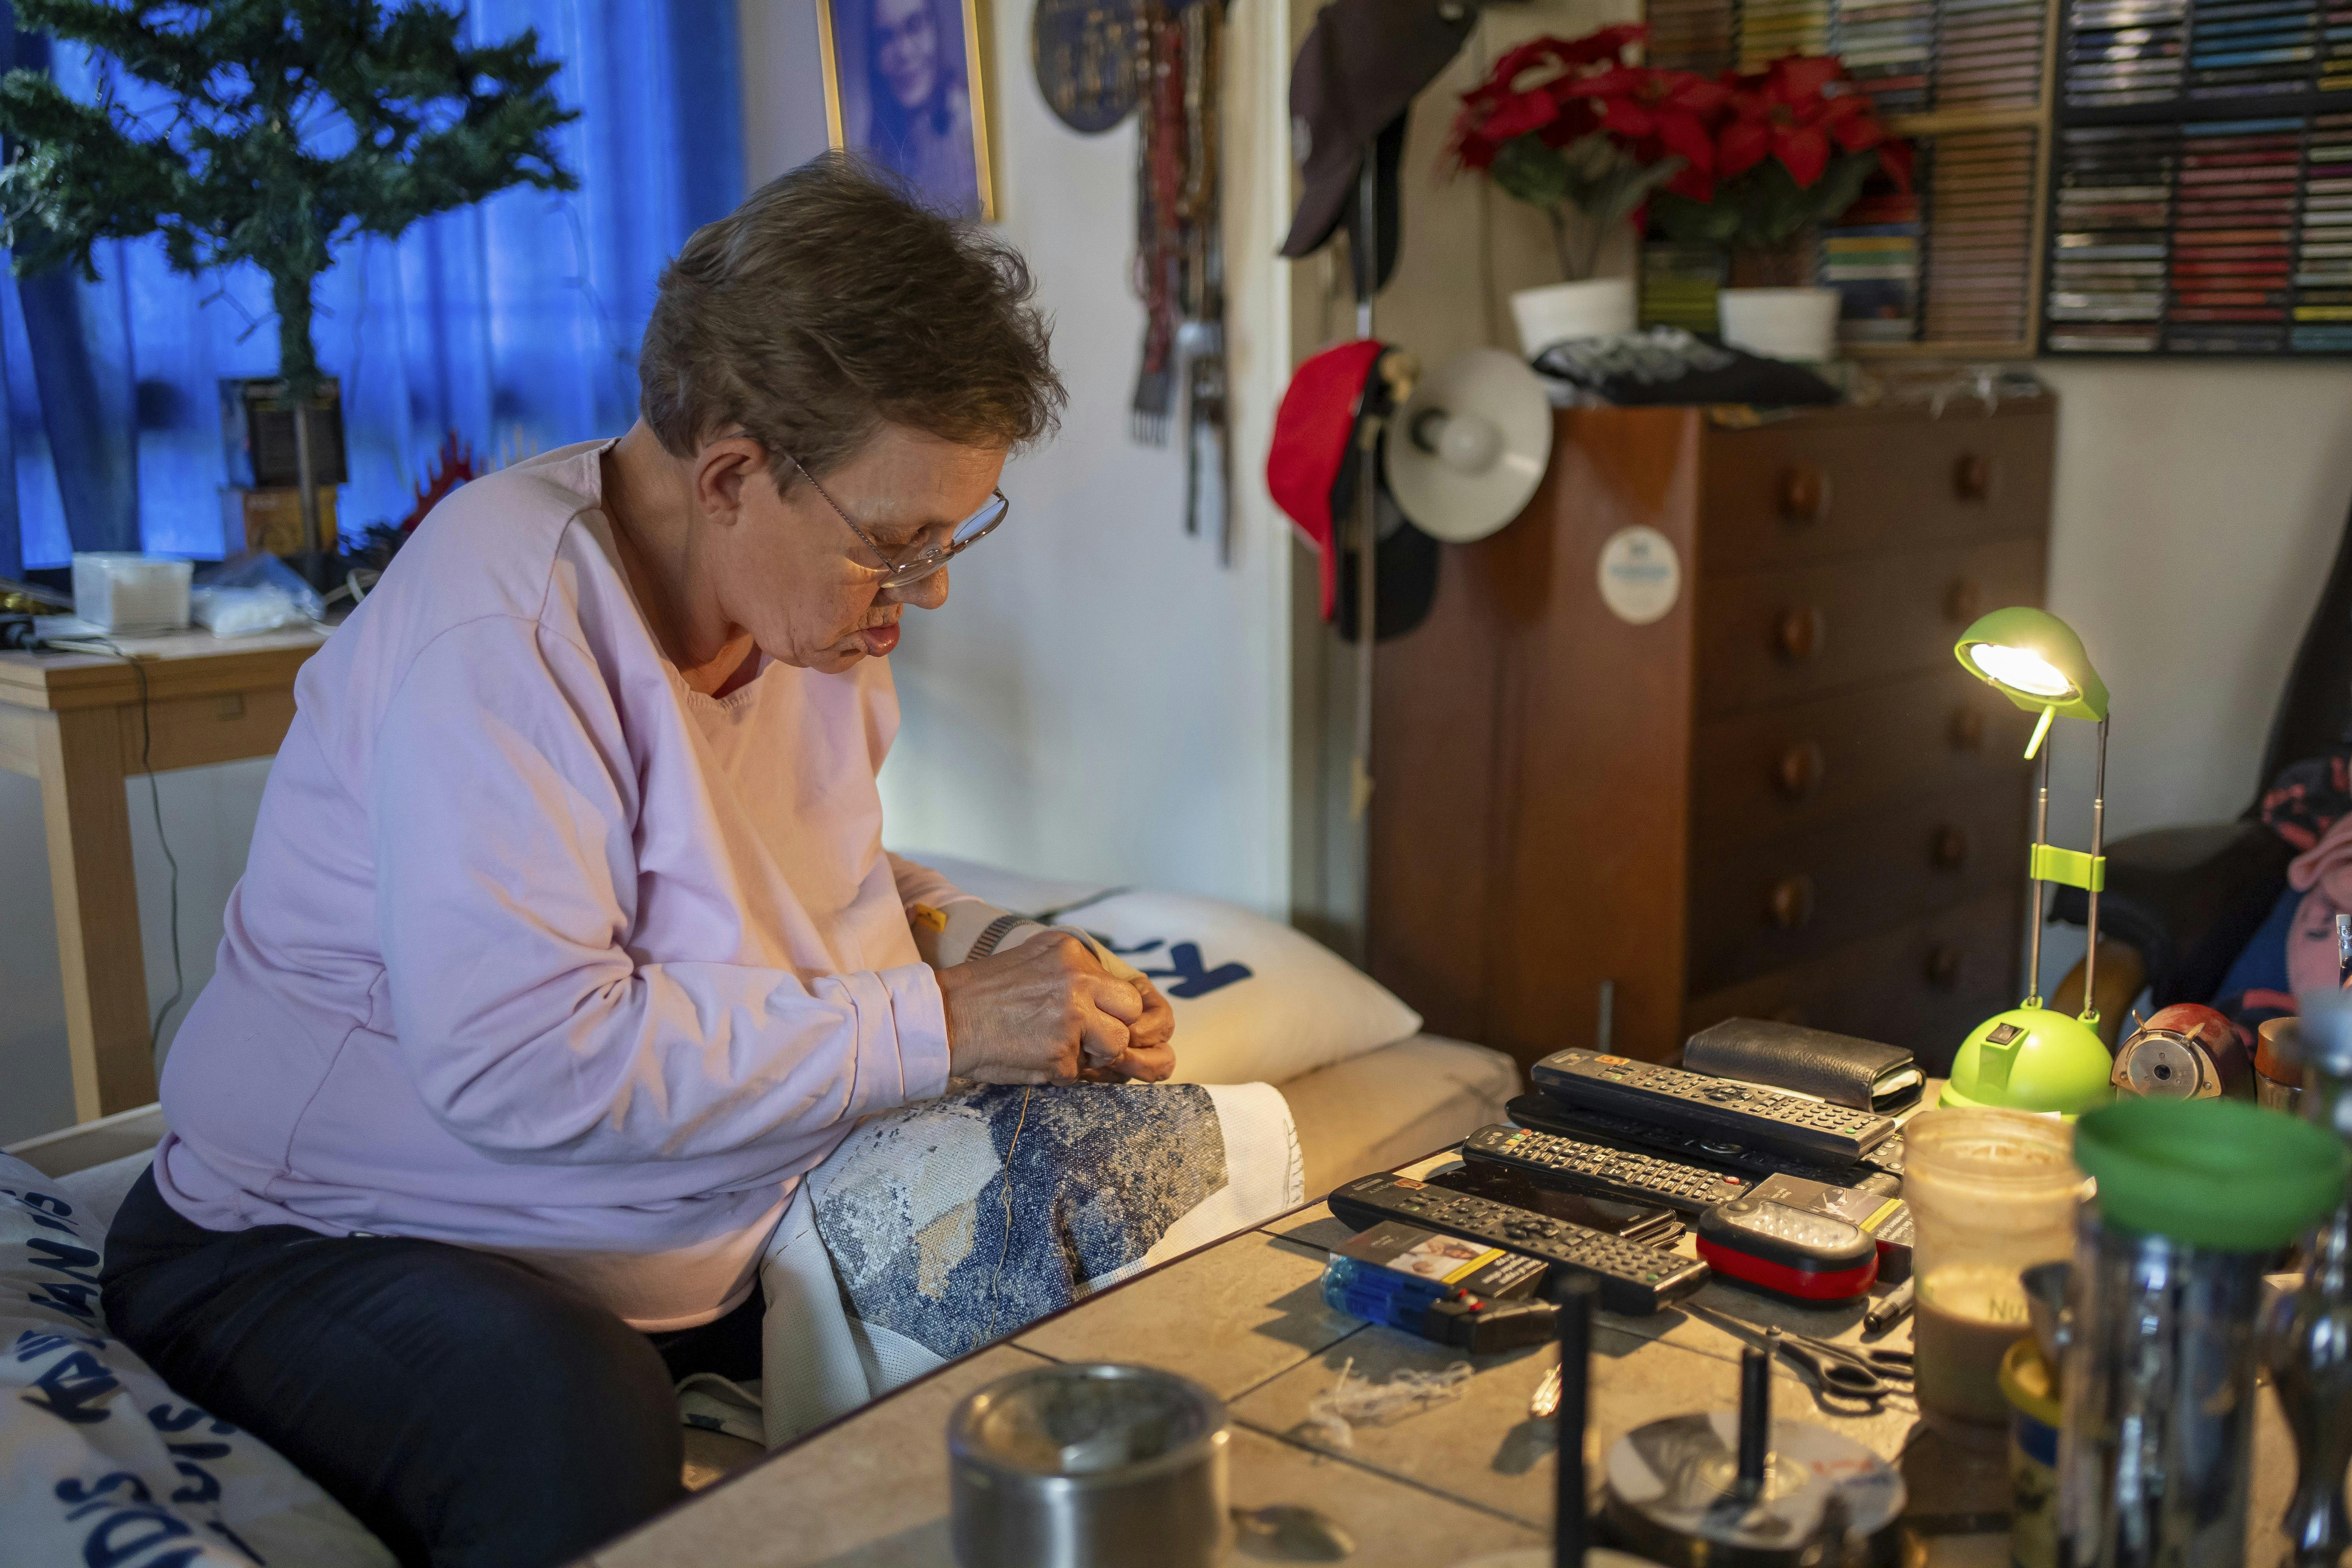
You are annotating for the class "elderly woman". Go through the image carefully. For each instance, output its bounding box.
[98,160,1166,1567]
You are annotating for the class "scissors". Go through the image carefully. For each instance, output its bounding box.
[1684,1303,1913,1404]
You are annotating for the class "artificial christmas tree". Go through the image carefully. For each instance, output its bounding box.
[0,0,576,564]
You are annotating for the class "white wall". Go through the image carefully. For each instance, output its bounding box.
[741,0,1296,911]
[1,760,269,1145]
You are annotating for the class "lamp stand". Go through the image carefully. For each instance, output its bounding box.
[2080,713,2109,1027]
[2025,727,2051,1007]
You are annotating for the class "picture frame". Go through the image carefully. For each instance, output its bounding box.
[817,0,997,221]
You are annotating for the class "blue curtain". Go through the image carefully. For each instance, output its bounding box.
[0,0,745,578]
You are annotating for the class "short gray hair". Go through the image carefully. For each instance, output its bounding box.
[637,154,1064,486]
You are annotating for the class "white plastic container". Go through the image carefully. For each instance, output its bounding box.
[1716,286,1843,363]
[71,553,193,633]
[1510,278,1637,356]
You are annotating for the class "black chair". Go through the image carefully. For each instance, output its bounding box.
[2049,505,2352,1029]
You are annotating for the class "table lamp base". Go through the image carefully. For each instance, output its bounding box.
[1940,1002,2114,1119]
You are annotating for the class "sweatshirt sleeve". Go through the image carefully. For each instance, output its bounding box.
[887,851,982,915]
[371,615,950,1163]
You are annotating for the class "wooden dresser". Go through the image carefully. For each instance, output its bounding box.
[1367,399,2055,1073]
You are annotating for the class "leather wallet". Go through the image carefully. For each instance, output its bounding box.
[1681,1018,1924,1112]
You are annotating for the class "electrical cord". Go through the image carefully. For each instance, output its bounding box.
[40,634,186,1055]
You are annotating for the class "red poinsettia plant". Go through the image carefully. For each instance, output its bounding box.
[1450,30,1913,287]
[1647,54,1915,284]
[1449,24,1702,281]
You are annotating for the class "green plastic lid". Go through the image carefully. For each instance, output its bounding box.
[2074,1097,2348,1250]
[1943,1004,2115,1117]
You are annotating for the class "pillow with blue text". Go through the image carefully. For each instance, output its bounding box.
[0,1152,393,1568]
[904,855,1425,1086]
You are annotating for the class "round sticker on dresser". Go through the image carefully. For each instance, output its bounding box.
[1596,526,1681,625]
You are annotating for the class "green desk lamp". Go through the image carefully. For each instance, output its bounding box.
[1941,606,2117,1116]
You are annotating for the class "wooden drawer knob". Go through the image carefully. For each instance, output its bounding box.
[1950,705,1985,752]
[1774,606,1826,662]
[1766,874,1817,930]
[1778,465,1832,524]
[1774,740,1827,800]
[1926,944,1964,990]
[1944,577,1983,625]
[1933,825,1971,869]
[1955,452,1999,502]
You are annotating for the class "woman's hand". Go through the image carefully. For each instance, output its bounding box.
[938,933,1150,1084]
[1088,975,1174,1083]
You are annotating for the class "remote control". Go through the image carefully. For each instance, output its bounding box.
[1506,1095,1904,1194]
[1425,1160,1684,1245]
[1461,1123,1757,1214]
[1530,1049,1897,1163]
[1327,1171,1711,1315]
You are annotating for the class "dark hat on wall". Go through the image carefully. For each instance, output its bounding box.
[1280,0,1476,292]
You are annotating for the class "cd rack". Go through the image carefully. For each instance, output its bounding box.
[2042,0,2352,356]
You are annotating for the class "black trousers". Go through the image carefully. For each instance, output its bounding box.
[100,1169,764,1568]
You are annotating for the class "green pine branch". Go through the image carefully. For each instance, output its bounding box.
[0,0,579,394]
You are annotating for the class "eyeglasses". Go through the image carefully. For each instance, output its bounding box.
[785,454,1008,590]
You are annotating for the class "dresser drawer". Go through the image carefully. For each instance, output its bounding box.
[1696,537,2045,717]
[1698,403,2054,575]
[1691,668,2038,848]
[1682,893,2022,1066]
[1685,781,2029,995]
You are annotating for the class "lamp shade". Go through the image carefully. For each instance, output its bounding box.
[1953,606,2109,722]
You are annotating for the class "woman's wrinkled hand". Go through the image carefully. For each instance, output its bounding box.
[939,933,1165,1085]
[1087,973,1174,1083]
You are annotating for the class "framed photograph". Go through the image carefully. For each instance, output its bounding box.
[817,0,996,221]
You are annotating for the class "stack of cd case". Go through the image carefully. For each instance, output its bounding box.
[1740,0,1833,68]
[1648,0,1740,71]
[1938,0,2051,108]
[2057,0,2352,103]
[1824,176,1924,343]
[2063,0,2188,105]
[1925,127,2043,342]
[2043,108,2352,352]
[1837,0,1935,110]
[1640,242,1728,332]
[2186,0,2320,100]
[2295,114,2352,348]
[2046,123,2175,350]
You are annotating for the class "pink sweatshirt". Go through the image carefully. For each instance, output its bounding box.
[152,441,966,1328]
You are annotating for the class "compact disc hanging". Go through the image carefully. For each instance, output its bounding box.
[1381,348,1554,543]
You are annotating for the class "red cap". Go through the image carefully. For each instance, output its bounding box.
[1267,339,1386,621]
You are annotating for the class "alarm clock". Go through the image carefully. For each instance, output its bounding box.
[2111,1003,2250,1100]
[1695,1197,1878,1304]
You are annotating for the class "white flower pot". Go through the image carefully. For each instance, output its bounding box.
[1510,278,1636,357]
[1716,286,1842,364]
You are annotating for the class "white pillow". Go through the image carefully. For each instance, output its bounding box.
[897,853,1424,1085]
[0,1152,394,1567]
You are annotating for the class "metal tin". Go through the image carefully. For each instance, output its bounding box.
[947,1363,1229,1568]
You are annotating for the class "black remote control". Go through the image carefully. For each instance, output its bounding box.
[1461,1123,1757,1214]
[1327,1171,1710,1315]
[1506,1095,1904,1194]
[1530,1049,1896,1163]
